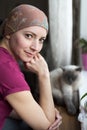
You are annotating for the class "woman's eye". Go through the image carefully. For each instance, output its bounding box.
[39,38,45,43]
[25,34,33,39]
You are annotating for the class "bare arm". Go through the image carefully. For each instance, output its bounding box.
[6,53,55,130]
[6,91,51,130]
[38,74,55,123]
[25,53,55,123]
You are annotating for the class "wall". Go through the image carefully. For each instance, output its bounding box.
[0,0,48,19]
[80,0,87,40]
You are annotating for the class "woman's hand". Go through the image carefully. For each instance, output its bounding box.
[48,108,62,130]
[24,53,49,77]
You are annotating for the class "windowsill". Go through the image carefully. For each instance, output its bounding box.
[78,70,87,130]
[79,71,87,107]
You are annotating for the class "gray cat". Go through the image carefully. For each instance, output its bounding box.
[50,65,82,115]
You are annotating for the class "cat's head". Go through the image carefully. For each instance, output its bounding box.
[60,65,82,85]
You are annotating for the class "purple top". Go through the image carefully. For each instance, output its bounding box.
[0,47,30,129]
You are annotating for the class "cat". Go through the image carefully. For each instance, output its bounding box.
[50,65,83,115]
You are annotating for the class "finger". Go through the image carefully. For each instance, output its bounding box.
[35,53,41,59]
[56,113,62,121]
[55,108,61,119]
[36,53,44,60]
[52,122,62,130]
[49,118,62,129]
[48,120,62,130]
[30,59,36,64]
[57,115,62,121]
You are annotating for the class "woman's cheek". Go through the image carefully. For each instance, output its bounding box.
[39,44,43,52]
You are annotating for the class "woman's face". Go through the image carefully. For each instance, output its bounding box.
[8,26,47,62]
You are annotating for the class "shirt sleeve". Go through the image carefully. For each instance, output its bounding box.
[0,61,30,98]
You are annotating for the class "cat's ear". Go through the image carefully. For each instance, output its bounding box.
[76,67,82,72]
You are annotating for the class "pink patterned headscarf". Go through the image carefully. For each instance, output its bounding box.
[2,4,48,36]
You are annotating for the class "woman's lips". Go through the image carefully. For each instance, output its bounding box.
[25,51,34,57]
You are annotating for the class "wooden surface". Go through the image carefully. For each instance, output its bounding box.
[56,106,81,130]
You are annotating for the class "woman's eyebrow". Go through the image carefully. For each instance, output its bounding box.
[24,31,36,36]
[24,31,46,39]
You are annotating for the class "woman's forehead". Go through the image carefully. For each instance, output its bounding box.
[18,26,47,37]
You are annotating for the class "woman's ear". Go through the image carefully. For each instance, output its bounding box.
[5,35,10,39]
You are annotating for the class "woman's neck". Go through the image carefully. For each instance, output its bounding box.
[0,38,17,61]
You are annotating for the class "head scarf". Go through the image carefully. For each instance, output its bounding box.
[1,4,48,36]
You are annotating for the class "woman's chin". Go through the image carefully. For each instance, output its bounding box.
[22,57,33,63]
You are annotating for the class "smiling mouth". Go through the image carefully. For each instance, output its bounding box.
[25,51,34,57]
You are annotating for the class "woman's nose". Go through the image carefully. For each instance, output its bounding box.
[30,40,39,51]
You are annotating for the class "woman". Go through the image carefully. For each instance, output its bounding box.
[0,4,62,130]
